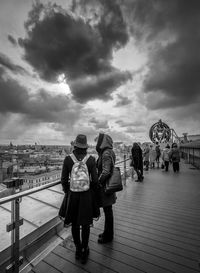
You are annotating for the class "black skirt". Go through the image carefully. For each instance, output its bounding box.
[59,189,100,226]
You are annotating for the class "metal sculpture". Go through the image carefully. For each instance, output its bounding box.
[149,119,171,143]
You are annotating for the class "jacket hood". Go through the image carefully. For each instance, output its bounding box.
[96,133,113,153]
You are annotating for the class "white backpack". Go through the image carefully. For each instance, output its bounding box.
[70,154,90,192]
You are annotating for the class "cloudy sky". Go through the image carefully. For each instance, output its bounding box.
[0,0,200,145]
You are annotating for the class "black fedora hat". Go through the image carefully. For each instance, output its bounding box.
[73,134,89,149]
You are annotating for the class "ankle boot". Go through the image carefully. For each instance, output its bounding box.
[81,247,89,264]
[75,245,82,260]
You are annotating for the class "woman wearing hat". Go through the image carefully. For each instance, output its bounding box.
[60,134,99,264]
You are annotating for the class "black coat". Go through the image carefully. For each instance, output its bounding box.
[59,149,100,226]
[96,134,117,207]
[131,143,143,170]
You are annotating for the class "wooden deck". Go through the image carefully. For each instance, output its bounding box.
[31,162,200,273]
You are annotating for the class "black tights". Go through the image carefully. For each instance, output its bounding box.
[71,224,90,249]
[103,205,113,239]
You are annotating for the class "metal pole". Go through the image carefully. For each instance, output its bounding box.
[11,200,15,268]
[6,179,23,273]
[193,148,194,166]
[123,154,126,186]
[10,199,20,273]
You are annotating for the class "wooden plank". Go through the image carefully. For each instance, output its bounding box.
[114,217,200,246]
[89,232,199,272]
[87,238,171,273]
[116,201,200,222]
[116,199,200,219]
[33,260,61,273]
[44,252,86,273]
[95,221,199,253]
[53,245,118,273]
[95,224,200,268]
[115,202,200,225]
[30,162,200,273]
[114,208,200,236]
[54,244,144,273]
[91,226,199,262]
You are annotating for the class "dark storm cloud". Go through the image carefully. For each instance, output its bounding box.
[8,35,17,46]
[115,94,132,107]
[125,127,145,134]
[116,120,144,127]
[89,117,109,130]
[123,0,200,109]
[0,53,27,75]
[19,1,131,103]
[0,69,82,124]
[71,69,131,102]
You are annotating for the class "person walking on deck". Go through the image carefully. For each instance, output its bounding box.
[155,142,161,168]
[149,144,156,169]
[96,133,117,244]
[60,134,100,264]
[143,143,150,171]
[162,144,170,171]
[169,143,180,172]
[131,142,144,182]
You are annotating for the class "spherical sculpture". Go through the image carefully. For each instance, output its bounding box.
[149,119,171,143]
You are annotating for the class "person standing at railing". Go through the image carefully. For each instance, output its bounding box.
[59,134,100,264]
[131,142,144,182]
[169,143,180,172]
[95,133,116,244]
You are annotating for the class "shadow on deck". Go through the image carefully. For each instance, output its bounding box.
[31,162,200,273]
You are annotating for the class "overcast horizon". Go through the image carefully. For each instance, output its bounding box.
[0,0,200,146]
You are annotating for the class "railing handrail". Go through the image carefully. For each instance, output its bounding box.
[115,158,130,165]
[0,180,61,205]
[0,157,130,206]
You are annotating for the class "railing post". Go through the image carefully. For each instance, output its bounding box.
[5,178,23,273]
[123,154,126,186]
[193,148,194,166]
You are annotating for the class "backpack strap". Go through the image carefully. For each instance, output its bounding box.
[70,153,90,164]
[82,154,90,164]
[70,153,78,163]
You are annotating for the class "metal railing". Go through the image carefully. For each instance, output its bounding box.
[170,128,181,143]
[180,145,200,169]
[0,155,131,273]
[0,179,60,273]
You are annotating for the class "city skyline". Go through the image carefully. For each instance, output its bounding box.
[0,0,200,145]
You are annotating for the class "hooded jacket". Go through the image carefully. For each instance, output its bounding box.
[169,147,180,162]
[96,133,116,207]
[162,147,170,162]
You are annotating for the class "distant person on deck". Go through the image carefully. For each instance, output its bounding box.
[143,144,150,171]
[169,143,180,172]
[149,144,156,169]
[60,134,100,264]
[131,142,144,182]
[162,144,170,171]
[155,142,161,168]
